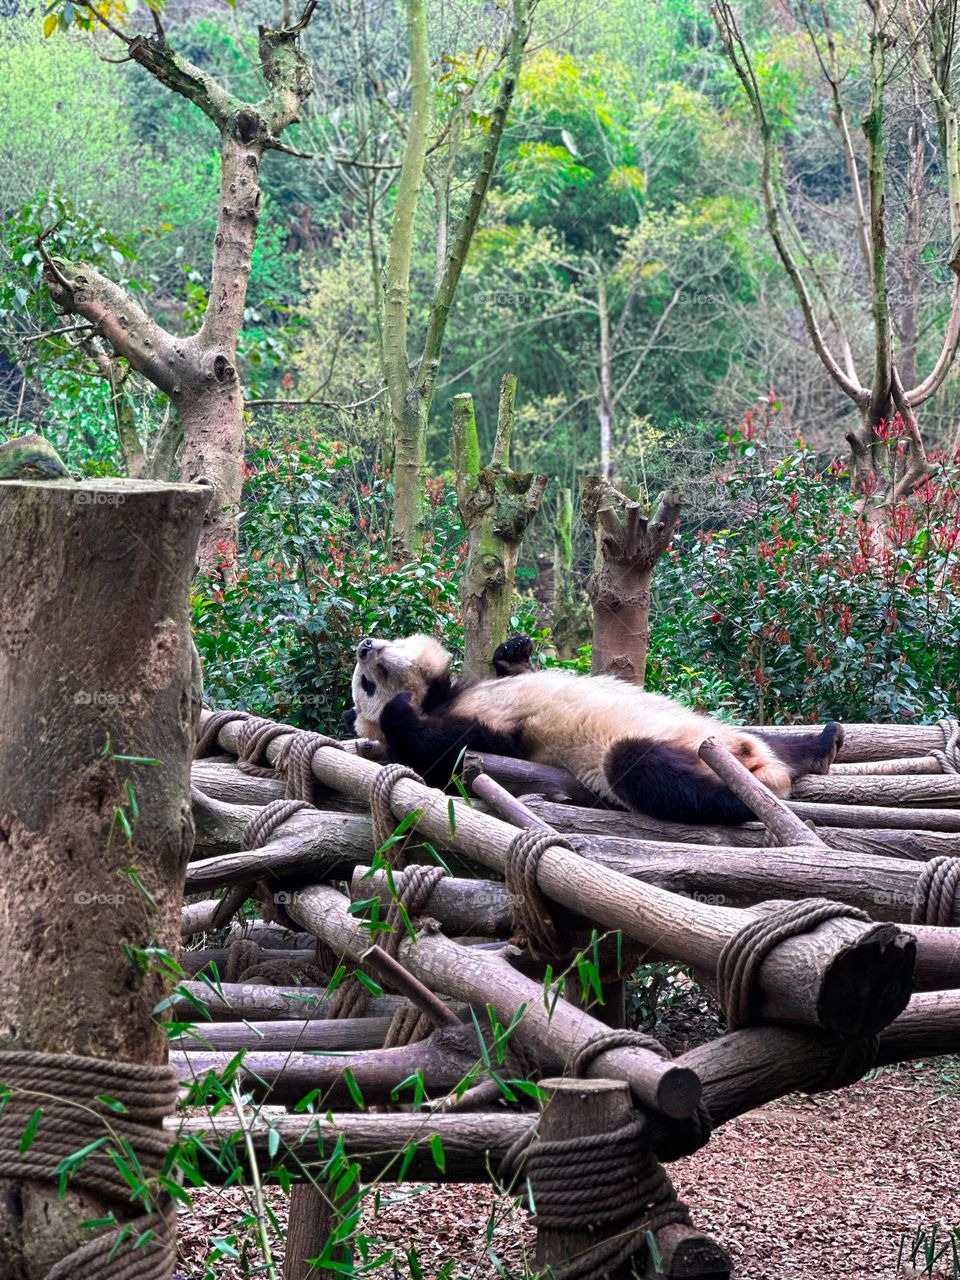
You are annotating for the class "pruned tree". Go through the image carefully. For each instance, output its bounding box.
[38,1,317,572]
[713,0,960,499]
[581,478,681,685]
[381,0,532,553]
[452,374,547,680]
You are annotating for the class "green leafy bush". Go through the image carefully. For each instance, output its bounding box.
[648,418,960,724]
[194,423,464,729]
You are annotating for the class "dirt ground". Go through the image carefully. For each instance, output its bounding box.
[177,1058,960,1279]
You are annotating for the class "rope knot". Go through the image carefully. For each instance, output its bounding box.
[370,763,425,866]
[911,855,960,926]
[505,827,573,959]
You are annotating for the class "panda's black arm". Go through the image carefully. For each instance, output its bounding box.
[379,693,522,790]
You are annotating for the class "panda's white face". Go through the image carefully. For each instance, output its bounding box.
[350,634,451,739]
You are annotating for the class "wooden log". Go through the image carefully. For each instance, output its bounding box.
[828,756,944,775]
[464,750,602,805]
[171,982,413,1022]
[171,1017,393,1052]
[532,1078,631,1278]
[286,883,701,1119]
[193,760,286,805]
[170,1109,530,1184]
[201,712,917,1037]
[182,898,223,935]
[699,737,823,846]
[579,840,960,926]
[185,810,374,891]
[173,1034,486,1107]
[752,722,949,763]
[909,925,960,990]
[167,995,960,1186]
[351,867,513,936]
[680,989,960,1127]
[533,1078,730,1279]
[182,947,317,976]
[792,773,960,807]
[284,1183,344,1280]
[520,797,960,861]
[0,474,207,1276]
[790,799,960,831]
[360,843,960,932]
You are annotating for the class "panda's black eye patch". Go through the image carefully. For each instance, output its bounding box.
[360,675,376,697]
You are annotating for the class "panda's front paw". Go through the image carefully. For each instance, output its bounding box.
[380,691,415,730]
[493,634,533,677]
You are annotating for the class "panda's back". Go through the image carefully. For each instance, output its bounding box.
[451,669,724,792]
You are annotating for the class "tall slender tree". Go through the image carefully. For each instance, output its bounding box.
[381,0,532,552]
[714,0,960,498]
[39,1,317,572]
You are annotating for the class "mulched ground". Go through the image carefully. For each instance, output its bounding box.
[177,1058,960,1278]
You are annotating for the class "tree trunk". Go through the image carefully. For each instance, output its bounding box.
[41,16,315,574]
[552,487,585,660]
[452,375,547,680]
[597,273,615,482]
[0,476,206,1278]
[581,479,681,685]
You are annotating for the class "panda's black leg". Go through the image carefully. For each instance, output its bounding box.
[751,721,844,779]
[604,738,754,825]
[492,634,534,677]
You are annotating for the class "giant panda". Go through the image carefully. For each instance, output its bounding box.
[344,633,843,825]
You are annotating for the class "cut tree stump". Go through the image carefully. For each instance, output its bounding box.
[581,477,681,685]
[0,476,207,1278]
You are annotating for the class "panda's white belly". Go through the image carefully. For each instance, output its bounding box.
[453,669,738,797]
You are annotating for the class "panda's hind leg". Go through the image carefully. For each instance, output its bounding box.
[751,721,845,780]
[604,738,753,825]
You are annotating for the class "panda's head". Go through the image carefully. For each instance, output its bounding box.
[346,634,452,740]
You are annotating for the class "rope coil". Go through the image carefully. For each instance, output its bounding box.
[369,763,425,866]
[934,718,960,774]
[911,855,960,926]
[717,898,872,1031]
[500,1119,692,1280]
[0,1052,178,1280]
[505,827,572,958]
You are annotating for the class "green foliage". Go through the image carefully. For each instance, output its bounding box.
[648,415,960,723]
[194,423,464,728]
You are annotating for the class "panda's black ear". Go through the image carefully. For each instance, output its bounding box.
[341,707,357,733]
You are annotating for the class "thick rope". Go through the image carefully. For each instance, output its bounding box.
[242,798,313,851]
[329,864,447,1022]
[571,1027,669,1072]
[500,1119,692,1280]
[934,718,960,774]
[282,730,343,803]
[573,1031,713,1158]
[911,855,960,926]
[717,898,872,1031]
[505,828,571,959]
[369,763,425,868]
[0,1052,178,1280]
[194,709,250,758]
[236,716,297,778]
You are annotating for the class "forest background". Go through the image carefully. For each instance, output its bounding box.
[5,0,960,733]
